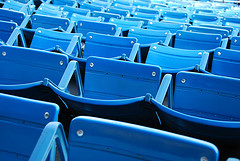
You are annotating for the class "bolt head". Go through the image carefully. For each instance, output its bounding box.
[38,30,41,33]
[217,52,221,56]
[152,72,156,76]
[198,52,202,55]
[234,39,237,43]
[44,112,49,119]
[181,79,186,83]
[2,52,6,56]
[89,36,92,39]
[76,130,84,136]
[90,62,94,67]
[131,41,134,44]
[60,61,63,65]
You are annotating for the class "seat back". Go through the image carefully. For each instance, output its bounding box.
[0,93,59,161]
[112,3,135,13]
[211,48,240,79]
[146,45,205,72]
[133,12,159,21]
[222,17,240,30]
[30,28,82,57]
[0,45,68,85]
[174,71,240,121]
[0,8,25,26]
[90,0,110,8]
[80,2,104,12]
[35,5,63,17]
[68,116,219,161]
[31,14,70,30]
[84,32,137,59]
[188,26,229,39]
[84,56,161,99]
[132,0,150,7]
[109,18,143,31]
[71,13,103,22]
[52,0,76,7]
[2,0,29,15]
[124,17,149,26]
[192,14,220,26]
[0,20,17,43]
[92,11,121,22]
[63,6,90,18]
[76,20,117,37]
[147,21,186,34]
[135,7,160,15]
[200,24,234,36]
[174,30,222,50]
[162,11,189,23]
[106,7,130,17]
[230,36,240,50]
[128,27,170,44]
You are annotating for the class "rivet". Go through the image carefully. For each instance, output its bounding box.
[193,15,195,17]
[65,22,68,25]
[108,9,109,11]
[200,156,208,161]
[44,112,49,119]
[150,21,153,24]
[152,72,156,76]
[131,29,134,31]
[224,34,226,36]
[73,14,76,17]
[165,32,167,35]
[216,37,219,40]
[217,52,221,56]
[198,52,202,55]
[34,18,36,20]
[153,46,157,49]
[2,52,6,56]
[164,12,166,14]
[40,7,42,10]
[135,13,137,15]
[131,41,134,44]
[178,33,181,36]
[60,61,63,65]
[181,79,186,83]
[11,26,13,29]
[38,30,41,33]
[89,36,92,39]
[112,27,114,30]
[234,39,237,43]
[189,30,192,32]
[80,23,82,26]
[90,62,94,67]
[76,129,84,136]
[111,19,113,21]
[115,4,117,6]
[180,25,183,27]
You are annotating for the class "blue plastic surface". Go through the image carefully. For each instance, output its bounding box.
[147,21,187,34]
[83,32,138,60]
[211,48,240,79]
[84,56,161,99]
[174,30,222,50]
[0,93,59,161]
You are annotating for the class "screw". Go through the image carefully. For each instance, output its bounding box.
[181,79,186,83]
[200,156,208,161]
[217,52,221,56]
[131,41,134,44]
[60,61,63,65]
[89,36,92,39]
[178,33,181,36]
[234,39,237,43]
[90,62,94,67]
[76,130,84,136]
[44,112,49,119]
[152,72,156,76]
[2,52,6,56]
[198,52,202,55]
[38,30,41,33]
[153,46,157,49]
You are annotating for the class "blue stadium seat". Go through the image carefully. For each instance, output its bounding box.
[112,3,135,15]
[0,45,81,90]
[222,17,240,31]
[174,30,227,51]
[45,0,78,7]
[161,11,189,23]
[90,0,112,8]
[30,28,82,57]
[75,20,121,40]
[71,13,104,22]
[200,24,238,38]
[187,26,229,39]
[80,2,104,12]
[147,20,187,34]
[145,45,208,74]
[31,14,75,32]
[83,33,139,61]
[0,20,25,46]
[111,0,133,6]
[134,6,160,15]
[0,93,59,161]
[92,11,121,22]
[132,0,151,8]
[106,7,130,17]
[133,12,159,21]
[2,0,34,15]
[62,5,90,18]
[0,8,31,28]
[156,71,240,160]
[109,18,143,35]
[230,36,240,50]
[192,14,221,26]
[35,4,64,17]
[124,16,149,27]
[29,116,219,161]
[211,48,240,79]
